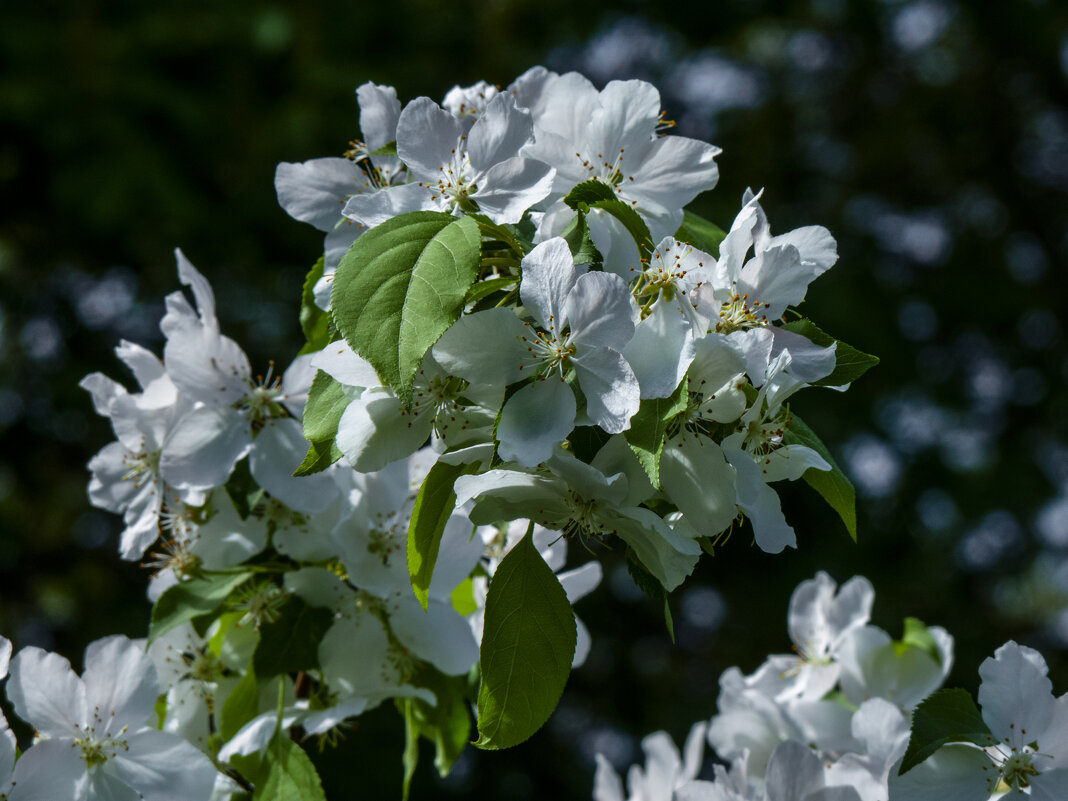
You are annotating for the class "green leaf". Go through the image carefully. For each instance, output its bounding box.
[253,733,327,801]
[331,211,481,405]
[408,459,476,610]
[559,208,603,267]
[252,596,334,678]
[901,617,942,667]
[302,370,350,443]
[298,257,332,354]
[221,664,260,743]
[293,438,343,477]
[149,571,253,642]
[450,577,478,617]
[898,688,996,775]
[781,319,879,387]
[563,180,653,254]
[624,548,675,643]
[783,414,857,542]
[226,457,264,520]
[624,378,688,488]
[475,525,576,749]
[399,667,473,797]
[463,275,518,306]
[674,210,726,257]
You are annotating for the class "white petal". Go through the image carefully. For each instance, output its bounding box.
[389,595,478,676]
[356,82,401,150]
[8,647,85,737]
[557,561,602,605]
[978,640,1055,745]
[341,182,435,229]
[335,388,432,473]
[761,444,831,483]
[566,271,635,352]
[660,434,737,537]
[0,637,9,680]
[764,740,823,801]
[885,745,992,801]
[723,445,797,553]
[627,135,721,214]
[9,739,87,800]
[769,327,837,385]
[497,379,576,467]
[623,297,695,399]
[427,514,484,601]
[467,93,534,172]
[274,158,362,231]
[574,347,640,434]
[396,97,462,178]
[519,238,579,333]
[592,80,661,156]
[159,406,251,490]
[83,636,158,732]
[311,340,382,388]
[593,753,625,801]
[432,309,532,385]
[250,419,338,514]
[768,225,838,275]
[612,506,700,592]
[474,158,555,224]
[109,729,219,801]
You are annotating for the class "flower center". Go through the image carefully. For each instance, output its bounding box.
[715,291,770,334]
[121,442,160,489]
[238,361,284,427]
[986,743,1043,792]
[575,148,631,197]
[519,322,576,379]
[420,149,479,213]
[75,724,129,768]
[741,407,790,462]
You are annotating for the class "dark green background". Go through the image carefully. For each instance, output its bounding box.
[1,1,1066,797]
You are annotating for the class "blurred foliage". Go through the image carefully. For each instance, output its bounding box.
[1,0,1067,798]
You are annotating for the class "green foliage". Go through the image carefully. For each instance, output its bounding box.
[252,596,334,678]
[149,571,254,642]
[898,688,995,775]
[463,275,519,306]
[253,733,328,801]
[475,525,577,750]
[559,208,604,268]
[226,457,265,520]
[624,378,689,488]
[408,460,475,610]
[783,414,857,541]
[221,663,260,743]
[399,669,473,799]
[781,319,879,388]
[674,210,726,257]
[563,180,653,254]
[331,211,481,406]
[294,369,350,476]
[298,257,332,355]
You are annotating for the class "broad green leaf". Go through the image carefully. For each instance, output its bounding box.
[253,733,327,801]
[781,318,879,387]
[674,210,726,257]
[450,577,478,617]
[332,211,481,405]
[399,667,473,798]
[563,180,653,254]
[559,208,603,267]
[297,257,332,355]
[624,378,688,488]
[569,425,611,464]
[149,571,253,642]
[408,460,475,610]
[293,438,343,477]
[783,414,857,542]
[226,457,264,520]
[900,617,942,667]
[302,370,350,443]
[221,664,260,743]
[898,688,995,775]
[463,275,518,306]
[252,596,334,678]
[475,526,576,749]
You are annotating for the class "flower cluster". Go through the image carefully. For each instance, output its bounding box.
[19,66,1051,800]
[593,573,1067,801]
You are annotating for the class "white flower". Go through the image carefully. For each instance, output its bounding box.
[890,641,1068,799]
[593,722,708,801]
[522,73,721,243]
[836,623,953,712]
[343,93,555,227]
[6,635,219,801]
[434,237,640,465]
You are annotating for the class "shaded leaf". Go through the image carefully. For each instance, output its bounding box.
[783,414,857,542]
[898,688,995,775]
